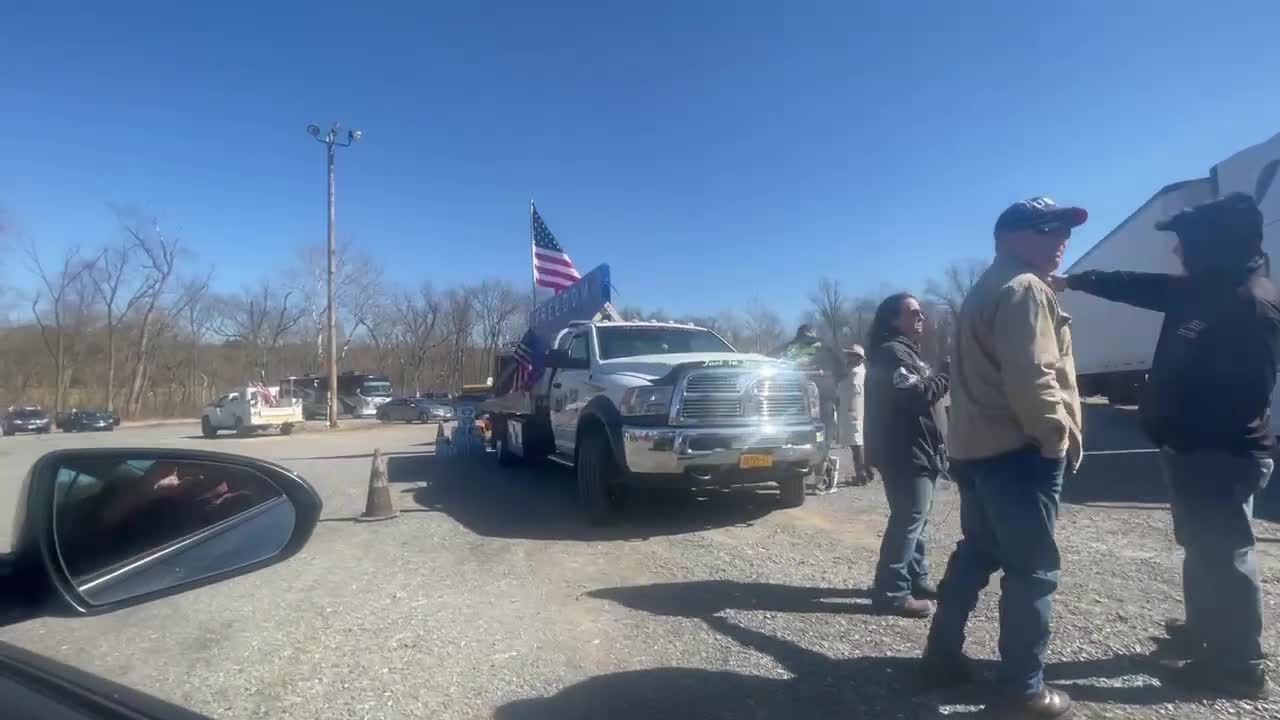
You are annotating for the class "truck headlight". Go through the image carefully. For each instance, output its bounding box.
[806,381,820,419]
[621,386,674,416]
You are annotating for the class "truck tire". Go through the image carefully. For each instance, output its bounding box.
[201,416,217,438]
[235,417,250,438]
[497,418,522,467]
[778,471,807,508]
[280,422,295,436]
[577,429,626,525]
[417,412,429,424]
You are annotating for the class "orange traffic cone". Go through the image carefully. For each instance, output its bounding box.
[357,447,398,522]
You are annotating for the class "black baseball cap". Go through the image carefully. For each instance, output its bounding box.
[994,197,1089,236]
[1154,192,1262,243]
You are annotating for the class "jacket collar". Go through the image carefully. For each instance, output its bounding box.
[992,251,1045,279]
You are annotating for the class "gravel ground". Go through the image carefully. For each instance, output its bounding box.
[1,406,1278,719]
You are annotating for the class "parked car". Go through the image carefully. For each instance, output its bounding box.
[55,408,122,430]
[3,406,52,436]
[377,396,455,424]
[61,408,117,433]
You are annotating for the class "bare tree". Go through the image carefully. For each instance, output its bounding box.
[297,239,385,368]
[808,277,851,347]
[90,239,156,410]
[119,214,181,417]
[441,288,476,389]
[390,283,443,392]
[175,274,213,408]
[212,286,306,381]
[847,295,878,345]
[925,258,989,319]
[742,297,785,354]
[471,279,522,375]
[27,244,97,411]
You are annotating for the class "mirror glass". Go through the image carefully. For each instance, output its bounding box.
[52,457,296,605]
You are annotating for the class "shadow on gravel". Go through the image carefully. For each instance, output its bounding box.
[384,452,780,542]
[492,580,1185,719]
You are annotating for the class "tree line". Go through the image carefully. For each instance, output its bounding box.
[0,208,987,419]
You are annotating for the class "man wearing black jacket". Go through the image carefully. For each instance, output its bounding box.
[1056,192,1280,698]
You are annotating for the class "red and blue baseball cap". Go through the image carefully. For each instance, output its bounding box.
[994,197,1089,236]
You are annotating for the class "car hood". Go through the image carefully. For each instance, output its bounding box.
[593,352,781,382]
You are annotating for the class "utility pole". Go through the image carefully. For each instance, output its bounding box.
[307,122,361,428]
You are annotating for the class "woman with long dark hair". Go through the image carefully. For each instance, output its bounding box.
[864,292,950,618]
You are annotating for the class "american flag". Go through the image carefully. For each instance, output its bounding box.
[513,328,547,390]
[532,204,581,294]
[253,382,278,407]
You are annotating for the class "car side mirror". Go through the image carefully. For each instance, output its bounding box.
[0,449,322,626]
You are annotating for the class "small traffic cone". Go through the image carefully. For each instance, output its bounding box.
[356,448,398,522]
[435,421,451,456]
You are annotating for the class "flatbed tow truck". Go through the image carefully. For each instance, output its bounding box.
[481,264,826,524]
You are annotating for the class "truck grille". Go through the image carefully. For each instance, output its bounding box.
[677,370,810,423]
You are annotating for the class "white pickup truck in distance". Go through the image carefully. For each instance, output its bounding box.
[488,320,826,524]
[201,387,304,438]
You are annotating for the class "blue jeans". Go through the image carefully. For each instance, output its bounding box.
[925,445,1065,697]
[873,465,937,601]
[1161,449,1273,669]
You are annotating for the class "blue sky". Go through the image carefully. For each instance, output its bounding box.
[2,1,1278,322]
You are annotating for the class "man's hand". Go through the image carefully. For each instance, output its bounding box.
[1049,274,1069,292]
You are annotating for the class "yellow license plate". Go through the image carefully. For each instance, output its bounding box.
[739,453,774,470]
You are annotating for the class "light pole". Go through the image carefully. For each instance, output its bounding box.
[307,122,361,428]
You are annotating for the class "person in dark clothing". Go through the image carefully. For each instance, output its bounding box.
[1055,192,1280,699]
[865,293,949,618]
[775,324,848,488]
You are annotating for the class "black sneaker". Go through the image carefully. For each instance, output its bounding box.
[1165,660,1270,700]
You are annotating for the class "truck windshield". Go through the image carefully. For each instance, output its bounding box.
[596,327,734,360]
[362,381,393,397]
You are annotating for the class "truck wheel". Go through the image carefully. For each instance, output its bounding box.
[201,416,217,438]
[280,423,295,436]
[417,412,429,424]
[577,429,626,525]
[235,417,251,438]
[778,471,807,508]
[497,418,522,467]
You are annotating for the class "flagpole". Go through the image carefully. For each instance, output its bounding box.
[529,199,537,308]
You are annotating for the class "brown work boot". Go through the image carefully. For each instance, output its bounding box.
[981,687,1073,719]
[872,596,934,618]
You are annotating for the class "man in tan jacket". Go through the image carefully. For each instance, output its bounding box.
[921,197,1085,720]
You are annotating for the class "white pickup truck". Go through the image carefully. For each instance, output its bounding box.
[201,387,304,438]
[485,320,826,524]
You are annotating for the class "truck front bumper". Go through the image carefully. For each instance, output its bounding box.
[621,423,826,477]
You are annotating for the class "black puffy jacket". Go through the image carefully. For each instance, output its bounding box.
[865,335,950,472]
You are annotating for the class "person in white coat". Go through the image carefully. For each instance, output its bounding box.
[838,345,872,486]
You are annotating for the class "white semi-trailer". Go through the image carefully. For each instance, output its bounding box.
[1062,132,1280,424]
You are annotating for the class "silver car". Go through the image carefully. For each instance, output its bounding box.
[376,397,455,424]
